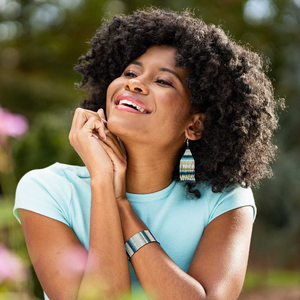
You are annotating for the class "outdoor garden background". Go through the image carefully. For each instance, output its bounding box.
[0,0,300,299]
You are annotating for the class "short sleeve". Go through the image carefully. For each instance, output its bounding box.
[208,185,256,224]
[13,167,72,226]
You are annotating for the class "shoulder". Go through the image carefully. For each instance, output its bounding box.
[14,163,90,225]
[17,163,89,194]
[196,182,256,224]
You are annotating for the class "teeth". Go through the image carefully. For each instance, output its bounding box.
[119,99,146,113]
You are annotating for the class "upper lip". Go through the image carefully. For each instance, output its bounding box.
[115,94,150,113]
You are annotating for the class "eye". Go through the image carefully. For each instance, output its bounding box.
[156,79,173,87]
[124,71,137,78]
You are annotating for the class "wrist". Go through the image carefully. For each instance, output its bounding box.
[90,168,113,180]
[117,197,131,208]
[117,200,148,242]
[125,230,160,260]
[90,173,113,189]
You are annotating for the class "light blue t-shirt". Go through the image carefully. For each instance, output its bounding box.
[14,163,256,299]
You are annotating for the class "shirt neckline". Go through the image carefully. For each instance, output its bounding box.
[126,181,177,203]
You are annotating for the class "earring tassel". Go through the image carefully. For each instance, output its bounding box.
[179,140,195,182]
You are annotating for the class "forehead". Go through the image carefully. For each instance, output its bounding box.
[132,45,187,78]
[138,45,176,63]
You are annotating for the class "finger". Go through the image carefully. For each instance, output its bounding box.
[70,108,84,134]
[105,131,121,150]
[102,134,126,162]
[117,137,127,155]
[101,141,127,171]
[95,109,126,159]
[83,117,106,141]
[72,108,101,132]
[70,108,87,143]
[97,108,107,123]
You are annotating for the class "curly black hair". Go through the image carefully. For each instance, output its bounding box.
[74,8,283,197]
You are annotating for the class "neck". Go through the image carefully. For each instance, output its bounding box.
[124,143,179,194]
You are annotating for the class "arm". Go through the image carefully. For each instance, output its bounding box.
[19,108,130,300]
[78,176,130,299]
[117,199,253,300]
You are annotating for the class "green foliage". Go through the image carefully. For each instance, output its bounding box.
[0,199,17,228]
[244,269,300,289]
[12,110,83,180]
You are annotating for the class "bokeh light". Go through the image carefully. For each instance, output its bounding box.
[59,0,83,10]
[293,0,300,8]
[0,20,22,41]
[0,0,21,19]
[29,3,65,31]
[103,0,127,16]
[244,0,277,25]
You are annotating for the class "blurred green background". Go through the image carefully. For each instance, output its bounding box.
[0,0,299,299]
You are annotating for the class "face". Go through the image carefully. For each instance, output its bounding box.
[106,45,192,148]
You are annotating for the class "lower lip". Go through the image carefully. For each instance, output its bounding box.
[115,105,146,114]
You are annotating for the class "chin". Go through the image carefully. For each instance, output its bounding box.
[107,119,122,136]
[106,116,132,138]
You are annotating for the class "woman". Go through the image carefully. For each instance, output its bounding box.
[14,8,281,300]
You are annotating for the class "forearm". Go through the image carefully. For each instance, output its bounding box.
[117,199,207,300]
[78,177,131,299]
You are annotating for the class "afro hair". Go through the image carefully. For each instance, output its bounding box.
[74,8,283,197]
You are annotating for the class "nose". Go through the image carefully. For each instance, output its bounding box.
[124,78,149,94]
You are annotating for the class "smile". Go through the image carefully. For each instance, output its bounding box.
[118,99,146,113]
[115,94,150,114]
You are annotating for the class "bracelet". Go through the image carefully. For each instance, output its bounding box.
[125,230,159,260]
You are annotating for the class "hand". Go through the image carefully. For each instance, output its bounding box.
[69,108,127,200]
[96,109,127,200]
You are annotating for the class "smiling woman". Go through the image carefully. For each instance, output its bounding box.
[106,45,194,153]
[13,8,281,300]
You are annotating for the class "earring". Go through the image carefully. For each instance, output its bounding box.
[179,139,195,182]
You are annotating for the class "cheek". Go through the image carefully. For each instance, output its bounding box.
[160,91,191,120]
[106,80,117,101]
[106,79,122,115]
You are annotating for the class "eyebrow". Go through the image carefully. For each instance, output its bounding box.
[130,61,184,84]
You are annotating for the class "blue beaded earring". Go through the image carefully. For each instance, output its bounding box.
[179,139,195,182]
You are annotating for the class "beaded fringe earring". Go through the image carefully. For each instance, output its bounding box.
[179,139,195,182]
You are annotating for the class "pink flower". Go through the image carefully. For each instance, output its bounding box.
[57,245,88,278]
[0,106,28,138]
[0,245,29,283]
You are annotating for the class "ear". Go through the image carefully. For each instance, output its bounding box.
[185,113,205,141]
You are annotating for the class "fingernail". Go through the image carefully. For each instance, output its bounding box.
[92,133,99,139]
[101,128,106,141]
[101,118,107,123]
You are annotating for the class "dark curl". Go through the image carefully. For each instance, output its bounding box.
[74,8,283,196]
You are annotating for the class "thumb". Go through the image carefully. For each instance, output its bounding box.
[97,108,107,124]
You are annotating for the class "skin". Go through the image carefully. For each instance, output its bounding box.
[19,45,254,300]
